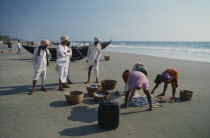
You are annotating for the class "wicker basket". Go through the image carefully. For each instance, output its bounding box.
[65,91,84,104]
[101,80,117,90]
[104,56,111,61]
[180,90,193,101]
[92,91,110,102]
[86,85,102,96]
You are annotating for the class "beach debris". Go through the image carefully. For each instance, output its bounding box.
[114,91,120,96]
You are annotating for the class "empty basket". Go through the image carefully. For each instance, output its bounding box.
[101,80,117,90]
[65,91,84,104]
[180,90,193,101]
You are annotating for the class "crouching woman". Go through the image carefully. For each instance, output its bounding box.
[124,71,153,111]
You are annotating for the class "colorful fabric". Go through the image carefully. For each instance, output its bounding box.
[122,71,130,84]
[166,68,179,81]
[160,71,173,84]
[159,69,179,87]
[127,71,150,91]
[136,66,148,76]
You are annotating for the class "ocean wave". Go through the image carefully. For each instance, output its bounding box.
[109,44,210,54]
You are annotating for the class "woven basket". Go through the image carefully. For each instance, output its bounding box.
[101,80,117,90]
[180,90,193,101]
[86,85,102,96]
[104,56,111,61]
[92,91,110,102]
[65,91,84,104]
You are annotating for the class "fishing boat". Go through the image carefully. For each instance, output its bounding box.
[22,40,111,61]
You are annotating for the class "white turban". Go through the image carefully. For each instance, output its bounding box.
[94,37,101,42]
[61,36,69,42]
[40,40,49,46]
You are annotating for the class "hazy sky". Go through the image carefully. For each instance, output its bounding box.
[0,0,210,41]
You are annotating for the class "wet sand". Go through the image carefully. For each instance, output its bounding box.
[0,48,210,138]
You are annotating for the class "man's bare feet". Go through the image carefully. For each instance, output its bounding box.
[124,104,128,108]
[29,89,35,95]
[158,93,165,96]
[67,80,73,84]
[148,106,153,111]
[59,87,64,91]
[41,86,47,92]
[62,84,70,88]
[95,78,99,83]
[84,81,90,84]
[169,98,175,103]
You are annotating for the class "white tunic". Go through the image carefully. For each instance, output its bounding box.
[33,47,51,72]
[17,43,22,49]
[56,45,72,68]
[86,43,102,69]
[56,45,72,82]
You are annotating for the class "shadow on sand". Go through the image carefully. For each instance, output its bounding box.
[49,100,69,108]
[67,106,98,123]
[58,124,108,136]
[0,83,59,96]
[83,98,97,105]
[6,58,33,62]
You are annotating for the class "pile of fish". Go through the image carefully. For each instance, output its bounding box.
[93,93,106,97]
[128,92,159,107]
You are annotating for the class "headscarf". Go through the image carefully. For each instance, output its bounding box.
[94,37,101,42]
[38,40,50,66]
[132,62,146,71]
[61,36,69,42]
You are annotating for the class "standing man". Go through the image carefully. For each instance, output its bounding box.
[66,41,73,84]
[56,36,72,91]
[29,40,52,95]
[17,40,22,55]
[7,41,13,53]
[85,37,102,84]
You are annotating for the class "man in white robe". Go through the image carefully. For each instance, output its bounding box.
[56,36,72,91]
[66,41,73,84]
[85,37,102,84]
[29,40,52,95]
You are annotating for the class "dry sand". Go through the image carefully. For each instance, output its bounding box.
[0,48,210,138]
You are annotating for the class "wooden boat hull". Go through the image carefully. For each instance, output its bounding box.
[22,40,111,61]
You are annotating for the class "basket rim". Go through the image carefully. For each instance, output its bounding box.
[101,80,117,83]
[180,90,193,93]
[65,91,84,96]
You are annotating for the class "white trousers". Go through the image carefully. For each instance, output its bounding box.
[92,61,99,78]
[57,66,68,83]
[32,69,46,86]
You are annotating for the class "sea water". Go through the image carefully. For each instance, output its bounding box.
[1,41,210,62]
[104,41,210,63]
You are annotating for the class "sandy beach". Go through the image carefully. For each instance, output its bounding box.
[0,48,210,138]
